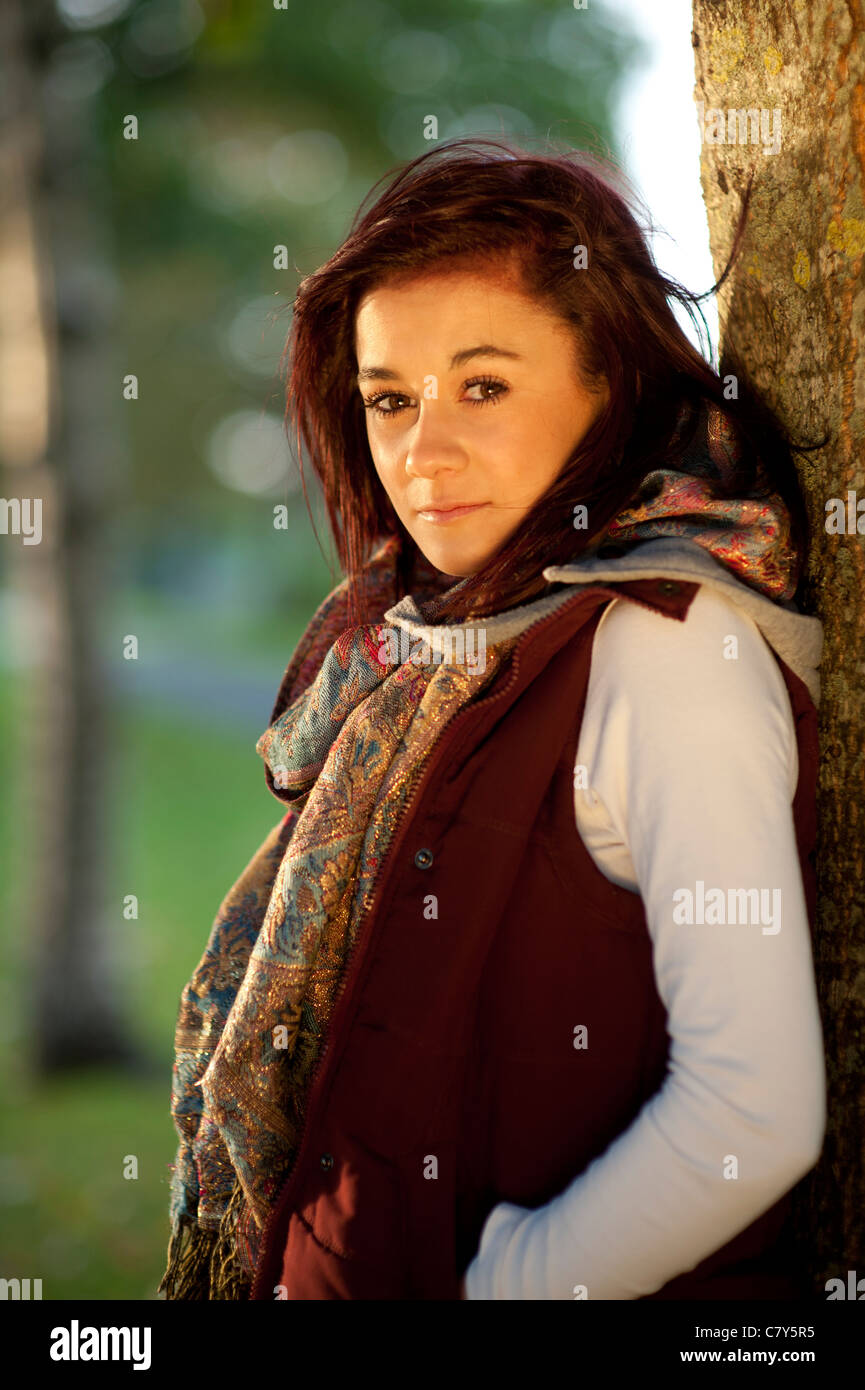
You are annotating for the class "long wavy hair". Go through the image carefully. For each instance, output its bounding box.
[279,135,818,625]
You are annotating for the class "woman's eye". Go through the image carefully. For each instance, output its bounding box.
[464,376,507,405]
[363,392,409,417]
[362,376,508,419]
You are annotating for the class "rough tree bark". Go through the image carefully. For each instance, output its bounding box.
[691,1,864,1290]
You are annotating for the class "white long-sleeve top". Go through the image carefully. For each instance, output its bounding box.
[464,583,826,1299]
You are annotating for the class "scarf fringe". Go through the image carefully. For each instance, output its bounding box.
[158,1179,253,1300]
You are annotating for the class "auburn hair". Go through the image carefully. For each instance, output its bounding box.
[278,135,817,625]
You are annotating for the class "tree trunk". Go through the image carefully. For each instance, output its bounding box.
[691,0,864,1289]
[1,0,141,1071]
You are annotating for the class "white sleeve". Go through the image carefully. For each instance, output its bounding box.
[464,585,826,1299]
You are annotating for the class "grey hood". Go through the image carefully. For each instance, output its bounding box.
[383,536,823,707]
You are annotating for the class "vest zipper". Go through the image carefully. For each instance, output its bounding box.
[248,584,612,1299]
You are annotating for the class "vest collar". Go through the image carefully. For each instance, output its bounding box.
[384,537,823,707]
[547,537,822,706]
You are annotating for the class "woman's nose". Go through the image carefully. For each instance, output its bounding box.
[403,405,469,477]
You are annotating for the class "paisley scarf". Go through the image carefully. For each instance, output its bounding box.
[159,397,800,1300]
[598,395,797,602]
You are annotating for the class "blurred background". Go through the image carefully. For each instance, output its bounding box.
[0,0,713,1299]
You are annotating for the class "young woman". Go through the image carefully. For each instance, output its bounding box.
[160,137,826,1301]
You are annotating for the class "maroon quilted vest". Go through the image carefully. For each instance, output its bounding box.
[248,575,820,1301]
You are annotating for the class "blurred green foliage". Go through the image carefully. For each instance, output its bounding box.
[0,664,283,1297]
[0,0,643,1298]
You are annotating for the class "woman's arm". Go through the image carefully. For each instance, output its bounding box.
[464,586,826,1299]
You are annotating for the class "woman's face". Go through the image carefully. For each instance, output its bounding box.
[353,265,608,578]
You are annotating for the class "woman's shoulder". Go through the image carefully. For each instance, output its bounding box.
[575,580,802,898]
[577,580,799,806]
[589,582,796,718]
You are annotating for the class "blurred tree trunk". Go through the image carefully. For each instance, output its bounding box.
[692,1,864,1290]
[0,0,139,1070]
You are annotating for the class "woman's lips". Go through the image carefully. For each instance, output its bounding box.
[415,502,490,523]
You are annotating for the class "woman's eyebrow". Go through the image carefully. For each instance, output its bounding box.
[356,344,522,382]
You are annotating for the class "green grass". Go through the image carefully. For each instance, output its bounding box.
[1,1074,175,1300]
[0,664,288,1300]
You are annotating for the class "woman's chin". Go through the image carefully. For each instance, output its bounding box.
[412,541,489,581]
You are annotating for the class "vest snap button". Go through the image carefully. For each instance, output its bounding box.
[319,1152,334,1171]
[657,580,680,595]
[414,847,434,869]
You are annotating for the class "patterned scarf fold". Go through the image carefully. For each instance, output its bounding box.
[598,397,798,601]
[159,396,798,1299]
